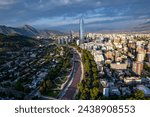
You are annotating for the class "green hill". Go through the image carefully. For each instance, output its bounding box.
[0,33,40,52]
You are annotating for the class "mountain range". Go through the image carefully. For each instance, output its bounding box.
[132,21,150,33]
[0,22,149,36]
[0,25,65,38]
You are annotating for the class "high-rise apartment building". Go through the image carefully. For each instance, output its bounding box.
[132,61,143,76]
[137,53,145,62]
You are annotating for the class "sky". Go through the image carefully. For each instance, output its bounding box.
[0,0,150,32]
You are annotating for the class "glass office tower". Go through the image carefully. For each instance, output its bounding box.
[79,18,84,44]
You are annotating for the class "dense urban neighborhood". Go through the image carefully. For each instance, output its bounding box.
[1,31,150,100]
[80,33,150,99]
[58,32,150,100]
[0,17,150,100]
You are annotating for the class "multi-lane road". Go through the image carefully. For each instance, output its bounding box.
[59,47,82,100]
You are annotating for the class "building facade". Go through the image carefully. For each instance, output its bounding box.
[79,18,84,44]
[132,61,143,76]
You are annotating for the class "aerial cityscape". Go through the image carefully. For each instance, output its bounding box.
[0,0,150,100]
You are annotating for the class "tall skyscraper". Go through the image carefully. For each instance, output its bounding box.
[79,18,84,44]
[70,30,73,41]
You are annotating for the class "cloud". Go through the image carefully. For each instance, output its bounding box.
[0,0,17,9]
[0,0,17,7]
[0,0,150,32]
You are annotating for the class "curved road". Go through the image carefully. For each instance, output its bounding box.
[61,48,82,100]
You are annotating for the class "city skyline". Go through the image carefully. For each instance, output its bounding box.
[0,0,150,32]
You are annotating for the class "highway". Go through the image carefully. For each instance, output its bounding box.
[60,48,82,100]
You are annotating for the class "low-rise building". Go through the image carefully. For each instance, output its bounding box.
[110,87,121,96]
[111,63,127,70]
[103,88,109,97]
[124,77,141,85]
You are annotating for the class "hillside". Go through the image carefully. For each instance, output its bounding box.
[39,29,65,37]
[0,33,40,52]
[0,25,65,37]
[130,20,150,33]
[0,25,39,37]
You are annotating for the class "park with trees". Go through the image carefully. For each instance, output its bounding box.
[77,49,100,100]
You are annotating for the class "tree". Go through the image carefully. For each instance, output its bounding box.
[93,73,99,80]
[92,67,98,73]
[93,80,99,87]
[134,90,144,100]
[14,81,24,91]
[90,87,99,100]
[39,86,44,94]
[46,80,52,88]
[128,90,145,100]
